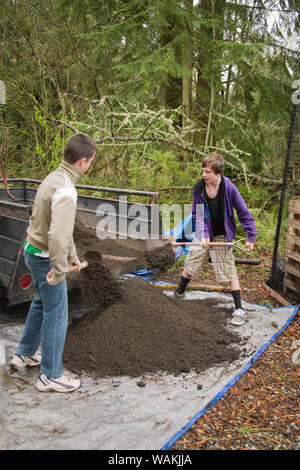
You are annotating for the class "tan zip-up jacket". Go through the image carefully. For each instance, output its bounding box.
[27,160,82,283]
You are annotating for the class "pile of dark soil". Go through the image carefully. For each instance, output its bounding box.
[63,276,242,378]
[76,259,122,321]
[73,218,174,272]
[67,221,242,379]
[73,219,144,263]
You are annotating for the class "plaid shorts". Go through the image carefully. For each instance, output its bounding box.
[184,235,238,283]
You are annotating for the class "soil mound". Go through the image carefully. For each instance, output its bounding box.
[77,259,122,320]
[63,277,242,378]
[73,218,174,271]
[73,219,143,262]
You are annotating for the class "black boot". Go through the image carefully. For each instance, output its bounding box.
[174,275,190,299]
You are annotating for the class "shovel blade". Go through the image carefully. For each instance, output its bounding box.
[145,238,168,251]
[145,234,176,251]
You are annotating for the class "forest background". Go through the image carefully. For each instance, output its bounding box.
[0,0,299,254]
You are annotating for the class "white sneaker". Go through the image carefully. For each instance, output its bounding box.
[231,308,246,326]
[10,352,41,371]
[36,372,81,393]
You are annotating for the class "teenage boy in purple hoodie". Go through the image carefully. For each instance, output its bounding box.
[174,154,256,326]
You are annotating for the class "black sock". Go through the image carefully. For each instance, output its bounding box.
[231,290,242,310]
[177,275,191,294]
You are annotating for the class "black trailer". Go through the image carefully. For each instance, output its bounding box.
[0,178,162,306]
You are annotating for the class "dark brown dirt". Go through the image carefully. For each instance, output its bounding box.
[75,259,122,321]
[73,218,174,272]
[63,276,242,378]
[0,203,31,220]
[0,208,243,379]
[0,205,174,271]
[73,219,143,262]
[144,243,175,271]
[68,219,243,378]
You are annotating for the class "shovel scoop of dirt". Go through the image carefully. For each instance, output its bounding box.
[83,250,102,264]
[144,242,175,271]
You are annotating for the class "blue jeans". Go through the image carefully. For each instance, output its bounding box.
[17,251,68,378]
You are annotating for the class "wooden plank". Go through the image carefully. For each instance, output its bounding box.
[283,277,300,294]
[286,250,300,264]
[285,263,300,279]
[288,219,300,231]
[234,257,261,265]
[287,234,300,247]
[261,282,291,306]
[102,254,137,262]
[154,283,231,293]
[289,199,300,213]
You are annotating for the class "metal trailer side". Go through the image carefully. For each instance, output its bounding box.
[0,178,162,306]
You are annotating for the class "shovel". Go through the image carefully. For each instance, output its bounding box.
[147,237,250,254]
[48,250,102,279]
[68,260,89,273]
[146,236,260,264]
[172,237,250,254]
[47,260,89,282]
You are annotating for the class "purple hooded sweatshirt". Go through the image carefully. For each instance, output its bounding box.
[192,176,257,243]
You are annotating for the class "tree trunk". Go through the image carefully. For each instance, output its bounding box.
[194,0,225,148]
[182,0,193,124]
[181,0,193,161]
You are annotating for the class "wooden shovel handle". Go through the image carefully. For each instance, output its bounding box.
[47,261,89,283]
[207,242,229,247]
[68,261,88,273]
[172,241,228,247]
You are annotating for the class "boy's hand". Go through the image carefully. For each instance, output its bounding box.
[46,269,60,286]
[202,237,210,248]
[245,240,254,252]
[72,260,82,272]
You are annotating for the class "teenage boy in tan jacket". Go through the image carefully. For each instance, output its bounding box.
[11,133,98,392]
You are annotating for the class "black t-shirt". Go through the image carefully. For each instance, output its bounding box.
[204,184,225,236]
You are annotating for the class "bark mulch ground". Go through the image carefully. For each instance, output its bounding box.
[171,315,299,450]
[153,250,299,450]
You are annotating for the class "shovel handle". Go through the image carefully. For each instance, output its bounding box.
[171,241,226,247]
[207,242,229,247]
[48,261,89,280]
[68,261,88,273]
[172,241,250,254]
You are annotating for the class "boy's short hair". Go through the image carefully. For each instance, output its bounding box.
[64,132,98,164]
[202,153,226,175]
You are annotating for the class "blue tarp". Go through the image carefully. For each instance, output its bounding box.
[165,214,194,259]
